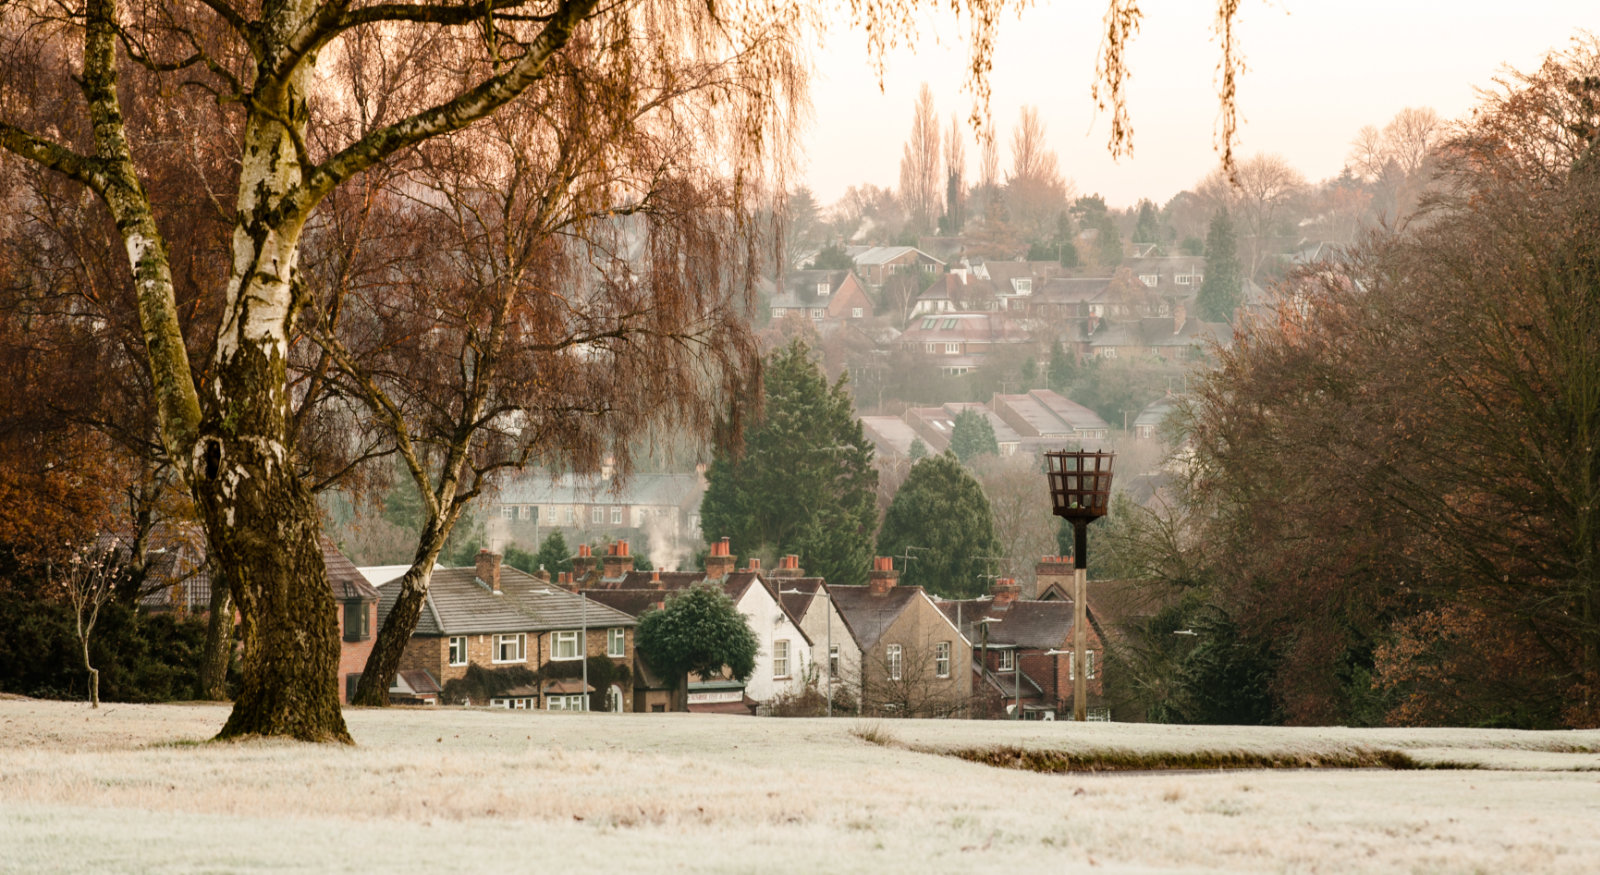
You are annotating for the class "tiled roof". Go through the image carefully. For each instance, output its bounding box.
[992,390,1111,437]
[377,565,636,636]
[394,669,441,696]
[859,416,923,457]
[322,537,380,602]
[938,599,1077,649]
[584,589,670,618]
[828,585,922,650]
[852,245,943,267]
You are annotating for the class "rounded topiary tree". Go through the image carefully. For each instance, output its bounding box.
[634,582,758,711]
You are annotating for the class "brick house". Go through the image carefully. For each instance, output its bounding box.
[585,539,813,713]
[829,557,972,717]
[768,269,874,324]
[376,550,637,711]
[325,538,382,704]
[939,573,1106,720]
[846,245,945,287]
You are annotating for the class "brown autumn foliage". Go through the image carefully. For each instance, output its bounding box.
[1178,37,1600,728]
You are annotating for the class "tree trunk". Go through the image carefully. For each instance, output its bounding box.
[82,637,98,709]
[198,566,233,700]
[352,559,440,706]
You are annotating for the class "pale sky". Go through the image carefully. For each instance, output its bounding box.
[800,1,1594,210]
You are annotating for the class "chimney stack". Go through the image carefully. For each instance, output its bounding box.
[991,576,1021,607]
[649,569,663,590]
[705,537,736,579]
[769,554,803,579]
[603,540,634,580]
[571,543,598,586]
[868,556,899,596]
[745,557,761,573]
[476,550,503,594]
[1034,555,1073,600]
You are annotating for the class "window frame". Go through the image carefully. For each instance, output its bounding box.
[492,632,527,664]
[611,507,623,524]
[829,644,840,677]
[935,641,951,678]
[607,628,626,658]
[342,600,369,642]
[448,636,468,667]
[591,507,604,524]
[772,639,790,679]
[552,630,582,661]
[997,649,1015,672]
[887,644,903,681]
[944,342,960,354]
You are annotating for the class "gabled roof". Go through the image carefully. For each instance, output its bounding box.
[828,586,923,650]
[322,537,380,603]
[377,565,636,636]
[760,576,828,622]
[769,269,858,310]
[938,599,1078,649]
[991,389,1111,438]
[851,245,944,267]
[588,571,812,645]
[859,416,925,457]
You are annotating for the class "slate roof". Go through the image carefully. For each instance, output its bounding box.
[859,416,924,457]
[938,599,1078,649]
[587,571,811,644]
[828,586,924,650]
[991,389,1111,438]
[769,269,858,310]
[761,576,828,622]
[851,245,944,267]
[376,565,636,636]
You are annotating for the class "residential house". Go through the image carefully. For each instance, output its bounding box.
[939,575,1105,720]
[1079,304,1232,363]
[584,538,814,712]
[847,245,945,287]
[489,471,704,569]
[898,312,1031,376]
[326,538,382,704]
[769,269,874,324]
[377,550,638,711]
[829,557,972,717]
[765,555,860,709]
[1132,396,1178,440]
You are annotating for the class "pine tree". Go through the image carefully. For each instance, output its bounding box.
[876,453,1001,598]
[1198,209,1244,322]
[534,531,573,576]
[701,341,878,586]
[949,409,999,463]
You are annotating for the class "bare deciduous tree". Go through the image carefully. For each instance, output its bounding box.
[898,83,942,235]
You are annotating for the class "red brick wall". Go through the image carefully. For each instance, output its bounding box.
[336,599,378,703]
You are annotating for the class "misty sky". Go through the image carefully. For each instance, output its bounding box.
[801,1,1593,209]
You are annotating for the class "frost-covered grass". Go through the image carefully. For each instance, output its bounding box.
[3,698,1599,873]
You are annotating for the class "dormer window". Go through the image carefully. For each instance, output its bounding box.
[816,282,831,296]
[1139,274,1158,286]
[1013,278,1032,294]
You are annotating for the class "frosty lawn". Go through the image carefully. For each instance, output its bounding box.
[3,699,1598,873]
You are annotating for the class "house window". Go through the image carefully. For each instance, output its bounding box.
[1015,278,1032,294]
[772,308,785,317]
[565,507,575,523]
[611,508,623,524]
[921,318,937,329]
[553,630,582,660]
[591,507,603,524]
[887,644,902,681]
[1068,651,1099,680]
[493,633,527,664]
[997,649,1015,672]
[519,504,532,520]
[773,640,790,678]
[342,601,370,642]
[829,644,840,677]
[501,505,515,519]
[1139,274,1158,286]
[547,694,587,710]
[449,636,468,666]
[491,697,534,709]
[852,307,863,318]
[816,282,831,296]
[810,309,822,320]
[1101,347,1118,359]
[608,628,625,658]
[935,642,951,678]
[945,342,959,354]
[941,318,957,329]
[607,685,625,713]
[925,343,938,353]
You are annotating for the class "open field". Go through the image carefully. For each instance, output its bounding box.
[3,699,1599,873]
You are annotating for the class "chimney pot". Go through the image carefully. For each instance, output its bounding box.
[991,576,1021,606]
[705,538,736,579]
[868,556,899,596]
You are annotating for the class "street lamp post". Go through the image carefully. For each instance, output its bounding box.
[974,616,1000,717]
[780,587,833,718]
[1044,449,1114,722]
